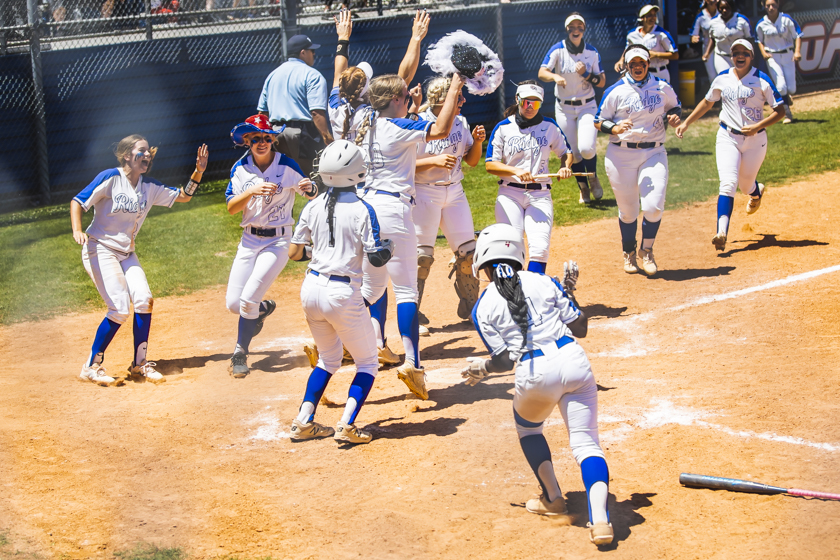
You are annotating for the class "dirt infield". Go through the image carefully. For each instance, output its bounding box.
[2,170,839,559]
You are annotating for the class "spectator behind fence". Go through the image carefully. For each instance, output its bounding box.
[257,34,334,176]
[101,0,144,28]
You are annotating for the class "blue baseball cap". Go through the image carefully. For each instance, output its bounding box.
[287,35,321,54]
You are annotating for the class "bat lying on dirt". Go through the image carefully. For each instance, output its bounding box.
[680,473,840,500]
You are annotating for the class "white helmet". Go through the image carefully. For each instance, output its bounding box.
[316,140,367,187]
[472,223,526,278]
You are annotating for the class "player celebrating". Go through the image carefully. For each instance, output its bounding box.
[538,12,606,204]
[462,224,613,547]
[615,5,678,83]
[224,115,308,378]
[71,136,208,386]
[485,81,573,275]
[596,44,681,276]
[690,0,719,84]
[756,0,802,124]
[704,0,752,74]
[413,76,485,335]
[287,140,393,444]
[676,40,784,252]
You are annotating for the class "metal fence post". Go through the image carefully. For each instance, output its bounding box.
[27,0,50,206]
[145,0,153,41]
[495,1,506,121]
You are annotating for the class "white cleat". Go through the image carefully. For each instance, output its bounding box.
[419,324,430,337]
[378,344,401,366]
[588,521,615,546]
[80,363,122,387]
[128,360,166,384]
[290,418,335,441]
[334,421,372,444]
[578,183,591,204]
[623,251,638,274]
[526,493,568,516]
[589,175,604,200]
[746,183,765,215]
[638,249,657,276]
[396,364,428,400]
[712,233,727,252]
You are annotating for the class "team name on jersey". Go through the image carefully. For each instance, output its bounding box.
[112,193,147,214]
[427,130,463,153]
[722,85,756,105]
[506,132,549,156]
[628,91,663,114]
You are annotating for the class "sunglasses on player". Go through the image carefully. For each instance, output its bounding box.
[249,135,274,145]
[519,98,542,111]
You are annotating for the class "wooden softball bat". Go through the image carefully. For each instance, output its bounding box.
[512,172,595,182]
[680,473,840,501]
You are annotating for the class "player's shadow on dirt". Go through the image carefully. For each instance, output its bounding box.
[361,416,467,441]
[564,491,656,549]
[666,147,712,156]
[582,303,628,319]
[153,353,231,376]
[719,234,828,257]
[646,266,736,281]
[429,321,475,335]
[153,349,306,376]
[421,336,479,361]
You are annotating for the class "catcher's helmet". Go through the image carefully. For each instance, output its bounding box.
[472,224,526,278]
[316,140,367,188]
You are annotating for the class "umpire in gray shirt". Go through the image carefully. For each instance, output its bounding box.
[258,34,334,176]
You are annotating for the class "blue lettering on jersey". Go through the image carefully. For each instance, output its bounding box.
[427,130,463,154]
[112,193,146,214]
[629,91,663,114]
[506,133,548,158]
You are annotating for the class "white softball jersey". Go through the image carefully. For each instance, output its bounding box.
[540,40,603,101]
[755,13,802,52]
[709,13,752,56]
[596,75,681,145]
[225,152,305,230]
[691,8,716,49]
[625,25,677,73]
[328,86,369,143]
[73,167,180,254]
[292,189,384,280]
[415,110,473,186]
[706,67,783,131]
[358,114,431,198]
[485,116,572,187]
[472,271,580,358]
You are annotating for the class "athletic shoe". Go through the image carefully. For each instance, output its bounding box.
[80,363,120,387]
[587,521,614,546]
[290,418,335,440]
[419,324,430,337]
[253,300,276,338]
[578,183,591,204]
[638,249,657,276]
[228,352,249,379]
[782,117,792,124]
[397,364,428,400]
[746,183,765,214]
[334,421,372,444]
[712,233,727,252]
[128,361,165,384]
[623,251,638,274]
[418,310,430,326]
[303,343,319,368]
[378,344,401,366]
[589,175,604,200]
[526,493,567,516]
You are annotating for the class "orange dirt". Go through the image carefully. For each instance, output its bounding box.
[1,170,839,560]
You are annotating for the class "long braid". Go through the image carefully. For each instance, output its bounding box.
[339,67,367,140]
[492,263,529,350]
[326,186,355,247]
[418,76,451,113]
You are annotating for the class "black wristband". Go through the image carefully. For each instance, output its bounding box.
[407,112,419,121]
[600,120,617,134]
[298,246,312,262]
[183,179,200,196]
[587,73,601,86]
[336,40,349,59]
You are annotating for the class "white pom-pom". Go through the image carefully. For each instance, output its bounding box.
[424,30,504,96]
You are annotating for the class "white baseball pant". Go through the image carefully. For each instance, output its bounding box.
[766,51,797,97]
[414,183,475,249]
[226,230,290,319]
[495,186,554,264]
[553,101,598,163]
[702,55,717,83]
[604,144,668,224]
[650,66,671,83]
[82,239,152,325]
[513,342,605,465]
[713,52,734,74]
[300,272,379,374]
[716,126,767,198]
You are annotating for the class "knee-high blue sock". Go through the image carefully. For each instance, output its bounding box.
[641,218,661,251]
[133,313,152,365]
[87,317,121,366]
[296,366,333,423]
[369,291,388,346]
[717,195,735,235]
[342,371,375,425]
[581,456,610,524]
[397,301,420,367]
[619,219,637,254]
[571,160,588,188]
[750,181,763,197]
[236,316,258,355]
[519,434,563,502]
[583,155,597,173]
[527,261,547,274]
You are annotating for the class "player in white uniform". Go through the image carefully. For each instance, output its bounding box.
[485,82,573,276]
[615,5,678,83]
[755,0,802,124]
[354,72,466,400]
[287,141,394,444]
[539,13,606,204]
[70,135,208,386]
[676,40,784,253]
[225,115,307,378]
[704,0,752,74]
[596,44,682,276]
[462,224,613,547]
[691,0,719,83]
[413,76,485,335]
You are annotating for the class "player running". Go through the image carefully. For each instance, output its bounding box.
[755,0,802,124]
[538,12,606,204]
[485,81,573,276]
[615,5,678,83]
[70,136,208,386]
[676,39,784,253]
[596,44,681,276]
[462,224,613,547]
[690,0,720,84]
[704,0,752,74]
[287,140,393,444]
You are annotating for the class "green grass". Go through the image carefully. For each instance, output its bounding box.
[1,106,837,324]
[114,544,186,560]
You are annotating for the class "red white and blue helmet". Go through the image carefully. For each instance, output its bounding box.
[230,114,283,147]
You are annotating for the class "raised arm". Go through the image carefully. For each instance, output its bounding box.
[333,10,353,88]
[397,10,430,84]
[427,74,465,140]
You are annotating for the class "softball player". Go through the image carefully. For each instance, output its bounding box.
[615,5,678,83]
[596,44,682,276]
[413,76,485,334]
[354,72,466,401]
[463,224,613,547]
[485,82,573,276]
[538,12,606,204]
[756,0,802,124]
[690,0,719,83]
[70,135,208,386]
[704,0,752,74]
[288,140,393,444]
[225,115,307,378]
[676,40,784,252]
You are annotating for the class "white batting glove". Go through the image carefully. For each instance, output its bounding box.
[461,357,489,386]
[562,260,579,292]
